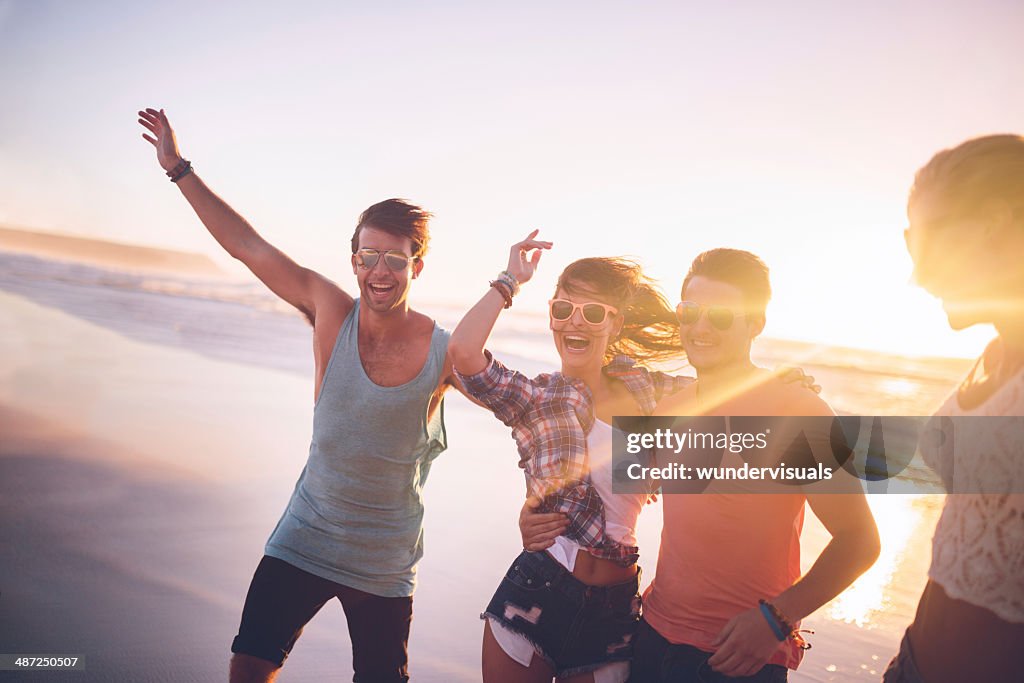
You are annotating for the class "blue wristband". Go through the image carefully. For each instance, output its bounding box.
[759,601,788,641]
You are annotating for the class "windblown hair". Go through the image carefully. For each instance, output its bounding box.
[909,134,1024,222]
[351,198,432,258]
[682,248,771,318]
[556,257,683,365]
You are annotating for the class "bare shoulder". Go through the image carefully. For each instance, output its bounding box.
[406,308,440,339]
[415,310,457,387]
[309,271,354,321]
[310,284,355,350]
[765,374,835,417]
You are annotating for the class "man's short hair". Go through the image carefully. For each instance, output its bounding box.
[682,248,771,317]
[351,199,432,258]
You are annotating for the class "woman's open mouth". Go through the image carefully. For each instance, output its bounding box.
[563,334,592,352]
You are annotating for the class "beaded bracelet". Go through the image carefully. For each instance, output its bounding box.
[498,269,520,296]
[165,158,187,177]
[167,159,193,183]
[759,599,794,634]
[489,279,513,308]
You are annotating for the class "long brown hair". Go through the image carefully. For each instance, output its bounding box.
[556,257,684,366]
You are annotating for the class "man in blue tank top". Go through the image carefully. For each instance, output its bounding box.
[139,108,465,683]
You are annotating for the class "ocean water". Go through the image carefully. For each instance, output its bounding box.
[0,250,970,410]
[0,251,974,682]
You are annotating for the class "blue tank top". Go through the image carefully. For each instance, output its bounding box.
[265,299,450,597]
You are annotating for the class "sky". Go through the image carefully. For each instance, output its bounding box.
[2,0,1022,357]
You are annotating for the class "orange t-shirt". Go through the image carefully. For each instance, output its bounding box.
[641,370,836,670]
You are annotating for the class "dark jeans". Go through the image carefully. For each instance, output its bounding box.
[629,618,788,683]
[231,555,413,683]
[484,549,642,678]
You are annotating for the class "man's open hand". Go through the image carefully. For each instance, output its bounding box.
[138,107,183,172]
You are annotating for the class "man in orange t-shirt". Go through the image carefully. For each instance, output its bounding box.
[632,249,880,682]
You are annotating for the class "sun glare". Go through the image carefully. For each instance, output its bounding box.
[826,495,937,627]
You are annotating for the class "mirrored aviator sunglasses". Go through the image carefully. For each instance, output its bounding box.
[549,299,618,325]
[675,301,736,331]
[355,248,414,271]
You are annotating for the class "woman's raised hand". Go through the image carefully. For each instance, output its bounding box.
[505,229,552,286]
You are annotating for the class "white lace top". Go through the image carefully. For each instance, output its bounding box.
[920,365,1024,623]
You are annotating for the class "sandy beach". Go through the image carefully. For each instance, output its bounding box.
[0,282,510,682]
[0,237,971,682]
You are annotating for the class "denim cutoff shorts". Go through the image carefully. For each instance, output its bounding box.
[483,549,642,678]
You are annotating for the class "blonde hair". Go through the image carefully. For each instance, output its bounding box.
[910,134,1024,221]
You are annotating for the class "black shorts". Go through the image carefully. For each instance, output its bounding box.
[231,555,413,683]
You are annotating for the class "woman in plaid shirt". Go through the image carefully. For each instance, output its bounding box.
[450,231,692,683]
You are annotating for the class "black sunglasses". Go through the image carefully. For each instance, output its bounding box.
[675,301,743,331]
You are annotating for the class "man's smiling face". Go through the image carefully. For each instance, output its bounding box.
[352,226,422,313]
[678,275,762,371]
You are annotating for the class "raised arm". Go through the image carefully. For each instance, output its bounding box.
[448,230,551,375]
[137,107,349,324]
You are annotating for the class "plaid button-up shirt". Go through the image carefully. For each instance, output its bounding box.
[457,351,693,566]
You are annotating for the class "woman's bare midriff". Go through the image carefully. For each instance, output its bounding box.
[548,548,637,586]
